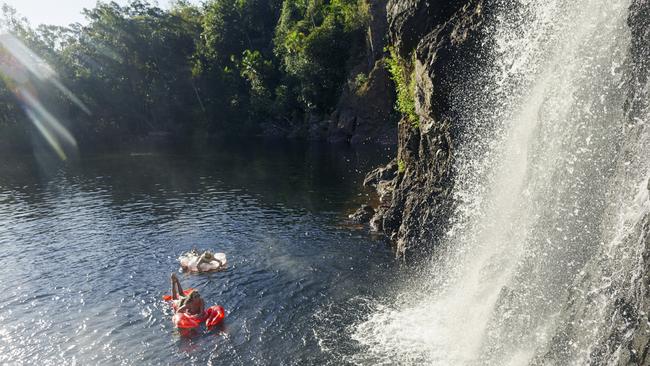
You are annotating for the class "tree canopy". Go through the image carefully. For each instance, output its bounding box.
[0,0,370,148]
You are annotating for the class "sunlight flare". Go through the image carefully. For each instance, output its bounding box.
[0,33,89,160]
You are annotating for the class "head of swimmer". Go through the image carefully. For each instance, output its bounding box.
[181,290,203,313]
[188,290,201,300]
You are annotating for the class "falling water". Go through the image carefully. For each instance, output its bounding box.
[352,0,650,364]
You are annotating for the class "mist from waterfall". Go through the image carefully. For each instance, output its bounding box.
[351,0,650,364]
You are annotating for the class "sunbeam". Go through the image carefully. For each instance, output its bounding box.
[0,32,90,160]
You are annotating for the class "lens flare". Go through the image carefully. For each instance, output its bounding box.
[0,33,90,160]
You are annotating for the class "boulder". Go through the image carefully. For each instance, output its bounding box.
[348,204,376,224]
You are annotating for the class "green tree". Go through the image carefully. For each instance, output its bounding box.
[274,0,368,114]
[0,0,374,145]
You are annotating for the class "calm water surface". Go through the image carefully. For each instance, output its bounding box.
[0,141,401,365]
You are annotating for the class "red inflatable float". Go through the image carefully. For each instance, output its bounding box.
[163,289,225,329]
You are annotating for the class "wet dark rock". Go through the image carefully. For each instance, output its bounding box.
[327,0,397,146]
[365,0,485,257]
[328,62,396,145]
[348,204,376,224]
[364,159,398,187]
[624,0,650,123]
[611,0,650,363]
[387,0,470,56]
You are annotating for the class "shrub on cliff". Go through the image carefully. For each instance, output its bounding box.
[385,46,418,128]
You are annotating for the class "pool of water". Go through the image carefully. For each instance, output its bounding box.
[0,140,401,365]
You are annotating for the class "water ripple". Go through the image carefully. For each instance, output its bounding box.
[0,146,395,365]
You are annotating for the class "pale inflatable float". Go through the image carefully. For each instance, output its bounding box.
[179,251,227,272]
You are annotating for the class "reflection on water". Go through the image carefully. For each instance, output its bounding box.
[0,140,397,365]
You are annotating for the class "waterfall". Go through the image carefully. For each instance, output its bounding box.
[352,0,650,364]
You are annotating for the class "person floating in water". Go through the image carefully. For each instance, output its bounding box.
[170,273,205,315]
[197,250,225,267]
[165,271,226,330]
[179,249,227,272]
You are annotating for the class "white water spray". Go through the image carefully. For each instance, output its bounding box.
[352,0,649,364]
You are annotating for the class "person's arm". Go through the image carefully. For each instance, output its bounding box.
[175,276,185,296]
[198,253,209,265]
[171,273,186,299]
[197,254,212,271]
[171,274,178,300]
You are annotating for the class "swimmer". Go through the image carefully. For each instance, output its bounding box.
[179,250,225,271]
[170,273,205,316]
[196,251,225,267]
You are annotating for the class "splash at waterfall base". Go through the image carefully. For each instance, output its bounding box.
[356,0,650,364]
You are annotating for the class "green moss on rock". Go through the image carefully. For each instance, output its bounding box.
[385,46,419,128]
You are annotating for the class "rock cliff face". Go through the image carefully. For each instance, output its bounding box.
[327,0,397,145]
[364,0,485,257]
[366,0,648,262]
